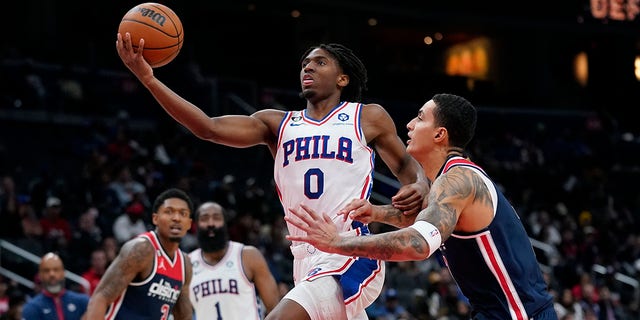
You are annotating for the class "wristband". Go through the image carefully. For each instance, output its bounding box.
[409,220,442,257]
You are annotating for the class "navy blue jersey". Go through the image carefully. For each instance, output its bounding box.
[105,231,186,320]
[439,157,554,319]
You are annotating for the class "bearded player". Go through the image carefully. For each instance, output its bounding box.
[189,201,280,319]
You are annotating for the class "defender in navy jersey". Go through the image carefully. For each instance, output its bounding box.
[85,188,194,320]
[288,94,558,319]
[116,38,429,320]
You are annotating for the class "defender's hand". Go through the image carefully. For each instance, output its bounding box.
[338,199,375,223]
[392,182,429,216]
[285,204,341,254]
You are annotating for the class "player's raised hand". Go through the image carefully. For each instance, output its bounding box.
[285,204,341,254]
[116,32,153,81]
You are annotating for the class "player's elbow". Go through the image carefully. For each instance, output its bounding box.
[190,126,215,141]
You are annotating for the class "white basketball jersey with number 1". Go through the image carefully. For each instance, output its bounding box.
[189,242,262,320]
[274,102,374,239]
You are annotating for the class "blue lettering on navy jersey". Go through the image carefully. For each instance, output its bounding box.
[282,135,353,166]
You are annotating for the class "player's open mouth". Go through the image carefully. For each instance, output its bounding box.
[302,75,313,86]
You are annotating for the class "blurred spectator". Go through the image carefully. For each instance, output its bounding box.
[107,165,147,210]
[0,282,8,316]
[554,288,584,320]
[385,261,428,315]
[21,253,89,320]
[101,237,119,265]
[0,290,25,320]
[211,174,237,214]
[451,298,472,319]
[68,207,103,273]
[577,281,600,318]
[0,176,22,240]
[39,197,71,253]
[19,200,42,243]
[106,124,146,163]
[597,286,625,320]
[112,200,148,245]
[228,212,259,246]
[238,177,268,221]
[81,249,107,296]
[368,288,414,320]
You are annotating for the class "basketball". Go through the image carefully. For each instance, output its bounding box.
[118,2,184,68]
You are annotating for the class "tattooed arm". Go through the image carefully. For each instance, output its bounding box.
[287,166,491,261]
[84,238,154,319]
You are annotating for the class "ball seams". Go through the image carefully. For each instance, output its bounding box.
[147,3,183,37]
[121,18,182,40]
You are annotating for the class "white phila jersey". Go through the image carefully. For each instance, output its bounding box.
[189,242,263,320]
[274,101,374,240]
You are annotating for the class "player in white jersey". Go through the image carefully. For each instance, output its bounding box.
[189,202,280,320]
[116,38,429,319]
[274,101,385,319]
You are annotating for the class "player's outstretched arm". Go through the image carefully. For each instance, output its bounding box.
[287,168,474,261]
[116,32,283,149]
[286,204,431,261]
[85,238,154,319]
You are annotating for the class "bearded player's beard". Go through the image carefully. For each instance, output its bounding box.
[197,226,229,252]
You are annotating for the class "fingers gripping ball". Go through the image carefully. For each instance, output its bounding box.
[118,2,184,68]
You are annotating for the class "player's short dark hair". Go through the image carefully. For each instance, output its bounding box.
[152,188,194,218]
[432,93,477,149]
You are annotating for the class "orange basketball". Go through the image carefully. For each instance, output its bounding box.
[118,2,184,68]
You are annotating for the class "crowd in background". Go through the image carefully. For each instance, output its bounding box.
[0,59,639,319]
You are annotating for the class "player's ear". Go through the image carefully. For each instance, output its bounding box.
[434,127,446,140]
[337,74,349,88]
